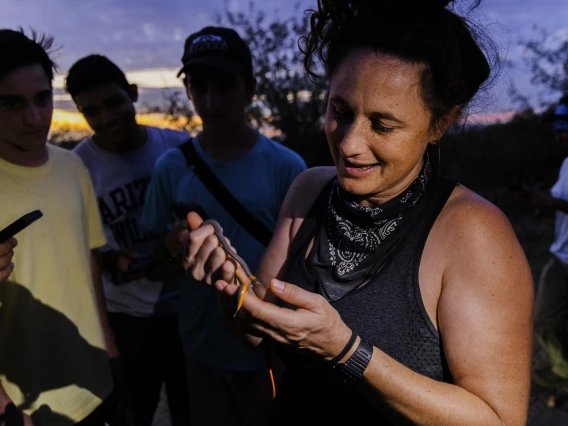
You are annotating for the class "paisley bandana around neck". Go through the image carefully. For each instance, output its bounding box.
[309,157,433,301]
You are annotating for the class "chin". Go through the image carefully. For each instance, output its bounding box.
[103,129,129,141]
[24,133,49,148]
[336,175,369,196]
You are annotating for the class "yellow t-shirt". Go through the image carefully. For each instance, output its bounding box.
[0,145,113,424]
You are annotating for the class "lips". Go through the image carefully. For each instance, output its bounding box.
[342,158,379,177]
[344,158,378,169]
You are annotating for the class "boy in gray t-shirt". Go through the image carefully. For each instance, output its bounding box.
[66,54,190,426]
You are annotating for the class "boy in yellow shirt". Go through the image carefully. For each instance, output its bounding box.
[0,29,115,425]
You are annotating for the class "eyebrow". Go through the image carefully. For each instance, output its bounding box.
[330,95,405,125]
[0,95,20,101]
[80,94,124,111]
[0,89,52,101]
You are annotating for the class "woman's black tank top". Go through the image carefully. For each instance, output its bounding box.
[268,176,457,425]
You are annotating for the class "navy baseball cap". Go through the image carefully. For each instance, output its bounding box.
[177,26,253,78]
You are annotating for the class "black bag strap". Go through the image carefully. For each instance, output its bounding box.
[178,139,273,247]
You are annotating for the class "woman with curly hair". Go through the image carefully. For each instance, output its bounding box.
[184,0,534,424]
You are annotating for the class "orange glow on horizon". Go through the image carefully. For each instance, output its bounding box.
[51,109,199,132]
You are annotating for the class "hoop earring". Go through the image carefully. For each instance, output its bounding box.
[426,141,441,175]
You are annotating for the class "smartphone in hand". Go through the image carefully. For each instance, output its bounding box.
[0,210,43,242]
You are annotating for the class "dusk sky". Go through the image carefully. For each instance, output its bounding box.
[2,0,567,116]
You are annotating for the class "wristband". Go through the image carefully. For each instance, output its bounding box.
[328,330,356,366]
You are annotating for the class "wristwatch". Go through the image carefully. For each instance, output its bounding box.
[330,338,373,385]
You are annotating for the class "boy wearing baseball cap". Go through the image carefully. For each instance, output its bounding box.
[141,26,307,425]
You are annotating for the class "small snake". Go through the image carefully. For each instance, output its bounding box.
[202,219,261,317]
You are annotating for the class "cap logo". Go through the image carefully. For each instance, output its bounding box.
[190,34,228,54]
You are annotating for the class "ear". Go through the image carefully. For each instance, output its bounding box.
[182,76,192,100]
[128,84,139,103]
[430,106,461,142]
[246,77,256,105]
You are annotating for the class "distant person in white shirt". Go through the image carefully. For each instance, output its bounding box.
[521,95,568,389]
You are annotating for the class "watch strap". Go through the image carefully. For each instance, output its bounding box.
[331,338,373,385]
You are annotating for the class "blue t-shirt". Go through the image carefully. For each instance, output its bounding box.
[141,132,307,371]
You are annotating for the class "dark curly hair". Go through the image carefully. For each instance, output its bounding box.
[300,0,497,128]
[0,28,57,84]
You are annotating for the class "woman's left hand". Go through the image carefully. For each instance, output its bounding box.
[217,277,353,362]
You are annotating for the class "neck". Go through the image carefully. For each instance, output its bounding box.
[199,120,258,161]
[93,125,147,153]
[0,141,49,167]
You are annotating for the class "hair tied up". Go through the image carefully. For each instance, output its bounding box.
[347,0,483,18]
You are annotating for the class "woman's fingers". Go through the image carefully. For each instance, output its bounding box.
[186,219,240,286]
[187,211,204,230]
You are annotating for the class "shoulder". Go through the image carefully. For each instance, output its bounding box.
[147,126,188,142]
[430,184,530,287]
[439,185,513,236]
[258,135,307,167]
[559,157,568,175]
[71,136,92,156]
[153,146,186,173]
[48,145,93,185]
[49,144,84,166]
[282,166,336,218]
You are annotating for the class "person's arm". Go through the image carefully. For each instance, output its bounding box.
[530,190,568,213]
[90,250,119,359]
[0,238,16,283]
[140,152,186,271]
[156,219,190,272]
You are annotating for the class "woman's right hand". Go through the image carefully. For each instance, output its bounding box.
[184,211,238,286]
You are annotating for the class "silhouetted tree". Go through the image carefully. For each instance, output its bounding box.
[509,26,568,110]
[145,88,198,133]
[215,1,332,166]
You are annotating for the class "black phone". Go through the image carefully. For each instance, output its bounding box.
[0,210,43,242]
[171,202,208,221]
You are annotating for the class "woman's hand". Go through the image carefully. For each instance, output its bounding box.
[217,276,353,363]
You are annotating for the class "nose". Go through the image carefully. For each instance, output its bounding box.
[100,108,119,128]
[204,88,224,111]
[338,119,367,158]
[23,105,42,127]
